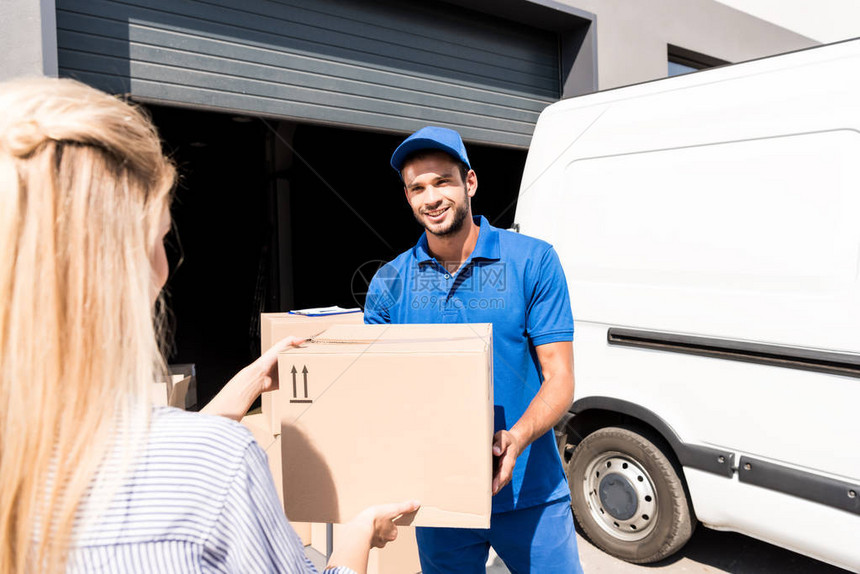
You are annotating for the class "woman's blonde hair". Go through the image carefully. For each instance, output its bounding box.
[0,77,176,573]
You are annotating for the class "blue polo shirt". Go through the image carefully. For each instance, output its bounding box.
[364,216,573,513]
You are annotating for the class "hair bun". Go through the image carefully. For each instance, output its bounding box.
[2,119,50,158]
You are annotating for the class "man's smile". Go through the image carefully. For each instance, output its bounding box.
[423,206,450,222]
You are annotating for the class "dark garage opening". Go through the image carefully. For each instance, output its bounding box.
[148,105,526,406]
[286,124,527,308]
[149,105,271,406]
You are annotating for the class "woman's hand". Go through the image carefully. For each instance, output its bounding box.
[326,500,421,573]
[238,336,308,395]
[353,500,422,548]
[200,336,306,421]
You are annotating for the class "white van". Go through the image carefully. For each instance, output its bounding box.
[514,39,860,571]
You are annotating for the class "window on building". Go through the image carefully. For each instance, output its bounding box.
[668,45,729,77]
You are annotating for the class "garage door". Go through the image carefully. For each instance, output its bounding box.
[56,0,561,147]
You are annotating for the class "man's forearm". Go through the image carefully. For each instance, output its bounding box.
[508,370,574,449]
[491,347,574,495]
[509,340,575,448]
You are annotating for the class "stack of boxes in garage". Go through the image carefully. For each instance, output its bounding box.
[150,365,196,410]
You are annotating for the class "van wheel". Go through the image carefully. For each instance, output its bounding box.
[568,426,694,563]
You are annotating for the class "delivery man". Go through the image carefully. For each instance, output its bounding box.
[364,126,584,573]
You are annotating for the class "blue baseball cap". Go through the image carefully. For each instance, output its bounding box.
[390,126,471,173]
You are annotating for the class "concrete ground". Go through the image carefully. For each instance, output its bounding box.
[308,526,852,573]
[571,528,850,574]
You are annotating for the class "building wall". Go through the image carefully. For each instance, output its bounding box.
[556,0,818,90]
[1,0,819,94]
[0,0,57,81]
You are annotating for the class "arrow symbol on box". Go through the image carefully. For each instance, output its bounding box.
[291,365,298,398]
[302,365,309,398]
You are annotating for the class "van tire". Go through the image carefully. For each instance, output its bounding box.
[568,426,694,563]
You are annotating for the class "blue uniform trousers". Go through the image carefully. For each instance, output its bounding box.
[415,497,584,574]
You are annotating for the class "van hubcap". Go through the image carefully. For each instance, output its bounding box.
[583,452,658,541]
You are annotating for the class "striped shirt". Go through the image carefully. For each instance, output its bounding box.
[67,407,354,574]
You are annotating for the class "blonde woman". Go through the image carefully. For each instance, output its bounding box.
[0,77,418,574]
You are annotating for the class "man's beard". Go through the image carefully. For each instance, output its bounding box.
[415,201,469,237]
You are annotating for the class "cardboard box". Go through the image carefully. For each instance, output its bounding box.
[149,374,194,409]
[277,323,494,529]
[168,375,193,409]
[260,310,364,434]
[241,413,311,545]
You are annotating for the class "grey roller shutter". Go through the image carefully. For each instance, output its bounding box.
[56,0,560,147]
